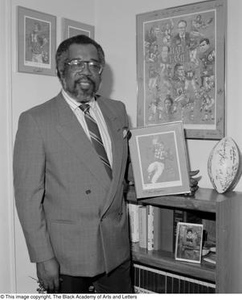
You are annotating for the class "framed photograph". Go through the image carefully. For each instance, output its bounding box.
[62,18,94,39]
[175,222,203,264]
[136,0,227,139]
[129,121,190,199]
[17,6,56,76]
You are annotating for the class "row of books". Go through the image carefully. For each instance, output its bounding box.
[128,203,184,252]
[128,203,215,249]
[128,203,217,265]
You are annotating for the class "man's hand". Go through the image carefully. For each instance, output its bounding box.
[188,170,202,196]
[37,257,60,293]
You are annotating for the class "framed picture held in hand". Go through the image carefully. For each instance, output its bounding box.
[129,121,190,199]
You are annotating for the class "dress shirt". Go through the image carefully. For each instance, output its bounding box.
[62,89,113,167]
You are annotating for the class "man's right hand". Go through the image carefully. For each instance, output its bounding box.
[37,257,60,293]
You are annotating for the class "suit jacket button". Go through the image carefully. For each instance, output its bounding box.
[101,215,106,221]
[85,190,91,194]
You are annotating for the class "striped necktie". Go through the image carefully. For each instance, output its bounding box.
[79,103,112,179]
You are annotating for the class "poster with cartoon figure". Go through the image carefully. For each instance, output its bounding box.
[137,0,226,139]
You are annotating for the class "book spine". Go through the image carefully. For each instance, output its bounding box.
[139,206,147,249]
[153,207,162,251]
[128,203,139,243]
[147,205,155,251]
[160,208,174,252]
[173,209,186,251]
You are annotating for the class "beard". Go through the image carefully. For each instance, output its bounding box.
[66,75,97,102]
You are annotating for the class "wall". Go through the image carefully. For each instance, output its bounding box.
[1,0,242,293]
[96,0,242,191]
[0,0,15,293]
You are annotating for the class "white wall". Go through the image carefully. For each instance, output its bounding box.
[1,0,242,293]
[0,0,15,293]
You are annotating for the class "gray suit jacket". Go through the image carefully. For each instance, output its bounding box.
[13,93,130,277]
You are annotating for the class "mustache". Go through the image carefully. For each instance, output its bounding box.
[75,75,94,85]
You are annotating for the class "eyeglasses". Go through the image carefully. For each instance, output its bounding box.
[66,59,103,74]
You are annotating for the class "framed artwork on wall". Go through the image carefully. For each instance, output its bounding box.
[175,222,203,264]
[17,6,56,76]
[62,18,94,39]
[136,0,227,139]
[129,121,190,199]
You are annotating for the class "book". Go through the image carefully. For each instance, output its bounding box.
[139,206,147,248]
[153,206,162,251]
[128,203,139,243]
[147,205,155,250]
[173,209,186,251]
[154,207,174,252]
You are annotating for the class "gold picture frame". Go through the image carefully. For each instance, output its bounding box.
[136,0,227,139]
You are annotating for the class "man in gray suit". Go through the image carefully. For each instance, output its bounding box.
[13,35,133,293]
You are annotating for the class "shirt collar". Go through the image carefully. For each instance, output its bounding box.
[61,89,96,111]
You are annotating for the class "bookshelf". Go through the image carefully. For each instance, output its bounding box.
[126,185,242,293]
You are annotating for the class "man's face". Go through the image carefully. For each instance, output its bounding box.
[177,21,186,36]
[61,43,102,103]
[177,66,185,77]
[33,23,40,33]
[161,46,169,60]
[164,99,172,111]
[199,40,209,53]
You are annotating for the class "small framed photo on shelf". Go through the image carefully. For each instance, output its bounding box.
[175,222,203,264]
[62,18,94,39]
[17,6,56,76]
[129,121,190,199]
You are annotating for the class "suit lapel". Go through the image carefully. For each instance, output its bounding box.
[98,99,124,180]
[55,94,111,188]
[98,98,126,214]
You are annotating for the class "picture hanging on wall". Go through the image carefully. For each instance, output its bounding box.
[129,121,190,199]
[17,6,56,76]
[136,0,227,139]
[62,18,94,40]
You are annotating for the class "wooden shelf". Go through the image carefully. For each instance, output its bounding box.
[125,185,238,213]
[132,242,215,283]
